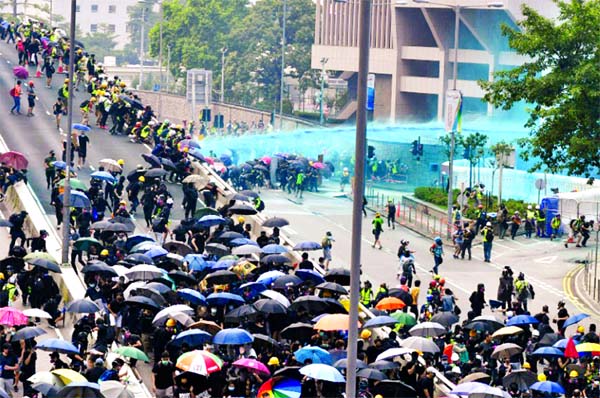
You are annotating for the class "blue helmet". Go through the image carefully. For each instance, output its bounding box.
[434,237,442,244]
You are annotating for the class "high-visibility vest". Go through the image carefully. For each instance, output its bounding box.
[360,288,372,306]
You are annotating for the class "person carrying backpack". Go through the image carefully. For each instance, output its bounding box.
[515,272,535,312]
[321,231,334,271]
[481,221,494,263]
[429,236,444,275]
[8,210,27,252]
[9,80,22,115]
[399,250,416,288]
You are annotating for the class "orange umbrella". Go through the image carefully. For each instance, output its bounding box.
[313,314,360,331]
[375,297,406,311]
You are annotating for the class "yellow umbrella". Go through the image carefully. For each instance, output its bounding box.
[230,260,256,277]
[492,326,524,339]
[51,368,87,384]
[576,342,600,353]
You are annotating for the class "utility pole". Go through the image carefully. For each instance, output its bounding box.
[220,47,227,103]
[166,45,171,92]
[61,0,76,265]
[49,0,53,27]
[138,3,146,90]
[278,0,287,130]
[319,57,328,125]
[346,0,371,397]
[158,0,163,117]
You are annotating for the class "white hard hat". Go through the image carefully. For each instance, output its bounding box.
[527,205,532,209]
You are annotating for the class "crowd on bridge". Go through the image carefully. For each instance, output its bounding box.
[0,16,596,398]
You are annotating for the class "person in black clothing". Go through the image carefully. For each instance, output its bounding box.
[584,324,600,343]
[182,183,198,219]
[141,188,156,228]
[49,352,68,370]
[8,210,27,253]
[84,358,106,382]
[77,208,92,237]
[20,344,36,398]
[461,222,475,260]
[77,131,89,169]
[256,231,269,248]
[418,369,435,398]
[298,253,314,270]
[152,351,176,398]
[469,283,486,318]
[553,300,570,335]
[28,229,47,252]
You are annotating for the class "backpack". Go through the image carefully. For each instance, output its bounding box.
[9,87,15,97]
[0,288,9,307]
[321,237,330,249]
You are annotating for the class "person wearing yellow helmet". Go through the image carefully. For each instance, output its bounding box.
[117,159,124,166]
[360,329,371,340]
[138,176,145,182]
[100,249,109,257]
[372,212,384,249]
[165,318,176,328]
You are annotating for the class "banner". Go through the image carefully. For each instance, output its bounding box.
[366,73,375,111]
[445,89,462,133]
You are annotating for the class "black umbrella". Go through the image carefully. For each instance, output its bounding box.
[430,311,459,328]
[141,153,161,168]
[111,216,136,231]
[538,332,561,347]
[154,257,180,272]
[252,333,280,348]
[281,322,314,341]
[372,380,416,397]
[272,274,303,289]
[205,243,230,257]
[502,370,537,390]
[119,94,144,110]
[225,304,258,323]
[163,241,194,256]
[334,358,368,370]
[127,168,146,182]
[129,287,167,307]
[160,158,176,170]
[369,360,400,370]
[324,268,350,285]
[388,288,413,306]
[357,368,387,381]
[104,222,130,233]
[204,270,238,286]
[0,257,24,272]
[81,262,117,276]
[273,366,302,379]
[228,193,250,202]
[124,295,161,310]
[229,203,257,215]
[463,321,501,333]
[316,282,347,295]
[145,168,168,178]
[90,220,112,230]
[125,253,154,264]
[12,326,46,341]
[168,270,196,286]
[262,217,289,228]
[290,296,340,314]
[29,258,61,273]
[219,231,245,240]
[253,298,287,315]
[261,254,291,264]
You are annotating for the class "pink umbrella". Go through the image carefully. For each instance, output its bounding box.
[312,162,325,170]
[233,358,271,376]
[0,151,28,170]
[0,307,28,326]
[204,157,215,165]
[261,156,272,165]
[12,66,28,79]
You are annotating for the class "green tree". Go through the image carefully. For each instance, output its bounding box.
[122,0,160,65]
[463,132,488,187]
[81,25,118,62]
[490,141,515,205]
[439,133,463,161]
[480,0,600,177]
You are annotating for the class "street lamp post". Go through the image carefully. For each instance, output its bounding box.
[319,57,328,125]
[61,0,77,264]
[221,47,227,103]
[413,0,503,237]
[138,2,146,90]
[166,45,171,92]
[158,0,163,117]
[279,0,287,130]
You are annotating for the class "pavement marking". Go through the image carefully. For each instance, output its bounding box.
[45,110,50,116]
[563,264,597,315]
[143,143,152,151]
[89,165,95,171]
[534,255,558,264]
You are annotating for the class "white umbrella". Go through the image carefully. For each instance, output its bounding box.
[400,336,440,354]
[152,311,194,327]
[154,305,194,321]
[409,322,447,338]
[232,244,263,256]
[260,289,291,307]
[99,159,123,172]
[124,264,164,281]
[123,281,146,299]
[23,308,52,319]
[375,347,415,362]
[100,380,134,398]
[491,343,522,360]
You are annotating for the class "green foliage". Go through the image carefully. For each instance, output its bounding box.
[80,26,118,63]
[490,140,514,166]
[480,0,600,177]
[414,187,460,209]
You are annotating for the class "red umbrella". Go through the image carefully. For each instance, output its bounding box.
[565,337,579,359]
[0,151,28,170]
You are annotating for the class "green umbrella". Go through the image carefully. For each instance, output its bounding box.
[58,178,87,191]
[73,237,103,252]
[390,311,417,327]
[23,252,56,263]
[194,207,220,218]
[113,346,150,362]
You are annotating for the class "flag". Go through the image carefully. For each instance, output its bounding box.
[445,90,463,133]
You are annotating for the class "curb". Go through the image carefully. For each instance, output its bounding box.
[569,263,600,316]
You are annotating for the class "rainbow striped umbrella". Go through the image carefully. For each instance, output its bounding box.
[257,377,301,398]
[176,350,223,376]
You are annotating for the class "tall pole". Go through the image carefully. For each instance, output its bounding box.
[61,0,76,265]
[347,0,370,396]
[139,4,145,90]
[446,5,460,238]
[166,45,171,92]
[158,0,163,117]
[220,48,227,103]
[278,0,287,130]
[49,0,53,27]
[319,58,327,125]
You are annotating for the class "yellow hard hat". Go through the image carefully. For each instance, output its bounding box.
[90,97,97,102]
[238,216,245,223]
[117,159,124,166]
[101,82,108,88]
[64,78,69,84]
[119,200,127,206]
[166,319,176,327]
[0,273,5,281]
[538,373,547,382]
[570,370,579,378]
[375,212,380,217]
[267,357,280,366]
[523,362,531,369]
[361,329,372,339]
[100,249,109,256]
[138,176,145,182]
[577,325,585,333]
[119,81,126,87]
[183,147,189,153]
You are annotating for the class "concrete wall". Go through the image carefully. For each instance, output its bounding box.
[134,91,315,131]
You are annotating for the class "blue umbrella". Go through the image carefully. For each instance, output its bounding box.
[564,313,590,328]
[211,259,235,271]
[553,339,568,349]
[196,215,226,228]
[532,346,564,358]
[530,381,565,395]
[213,328,254,345]
[293,241,322,251]
[262,244,289,254]
[506,315,540,326]
[235,282,267,298]
[169,329,212,348]
[177,289,207,305]
[52,160,67,170]
[295,346,333,365]
[125,235,155,252]
[363,315,399,329]
[59,191,90,208]
[295,269,325,285]
[35,338,80,355]
[184,254,208,271]
[90,171,117,183]
[66,299,101,313]
[145,247,169,258]
[188,148,205,161]
[230,238,258,247]
[56,381,103,398]
[206,292,245,306]
[299,364,345,383]
[72,123,91,131]
[256,270,286,286]
[125,253,154,265]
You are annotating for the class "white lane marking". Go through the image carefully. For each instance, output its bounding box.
[143,143,152,151]
[89,165,95,171]
[45,110,50,116]
[534,255,558,264]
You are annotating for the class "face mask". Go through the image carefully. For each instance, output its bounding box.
[161,360,169,366]
[228,386,235,392]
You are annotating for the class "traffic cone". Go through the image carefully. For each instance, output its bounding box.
[35,64,41,78]
[57,64,63,74]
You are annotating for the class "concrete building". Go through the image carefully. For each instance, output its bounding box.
[311,0,559,122]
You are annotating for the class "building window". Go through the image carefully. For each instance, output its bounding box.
[91,4,98,13]
[76,5,80,12]
[108,5,116,13]
[90,24,98,33]
[125,23,132,33]
[107,24,116,33]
